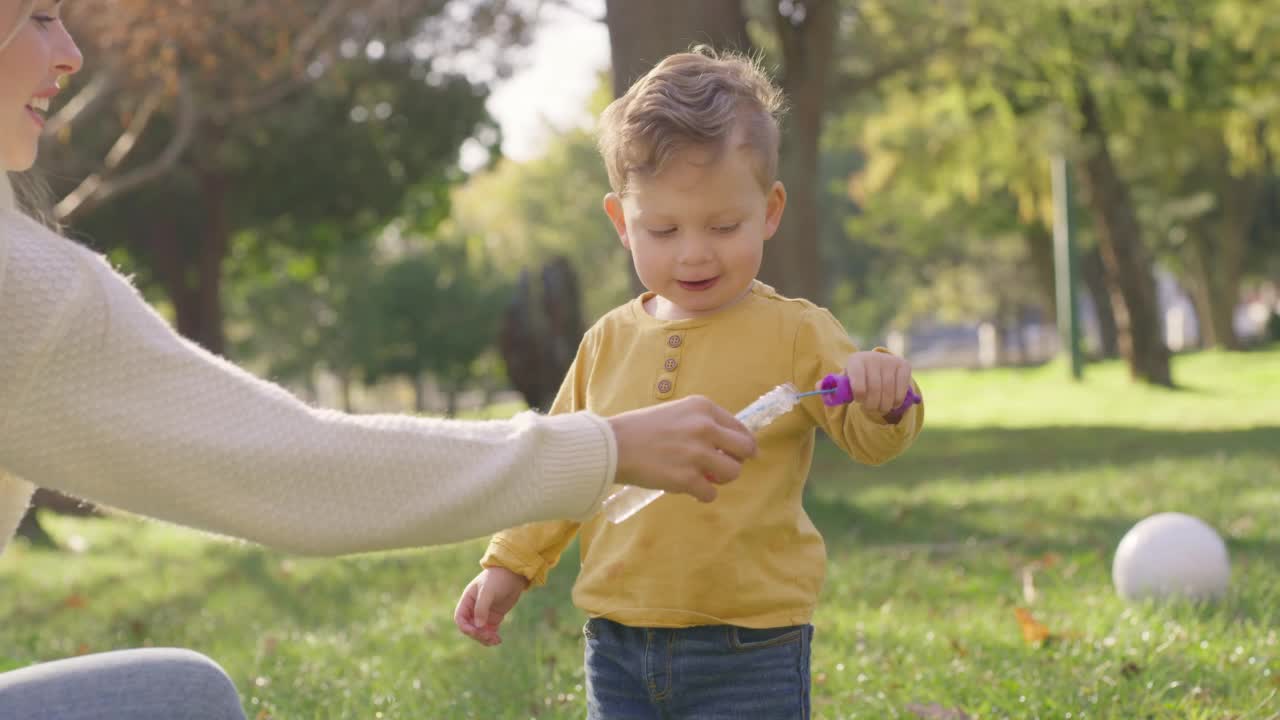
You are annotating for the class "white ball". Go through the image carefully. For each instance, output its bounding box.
[1112,512,1230,601]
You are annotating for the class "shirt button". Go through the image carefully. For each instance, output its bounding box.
[667,335,683,348]
[657,379,673,394]
[663,358,678,372]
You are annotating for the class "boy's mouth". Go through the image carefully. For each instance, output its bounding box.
[677,276,720,292]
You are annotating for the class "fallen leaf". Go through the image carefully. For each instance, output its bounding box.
[255,711,272,720]
[949,638,968,657]
[75,643,90,656]
[1120,661,1141,678]
[1014,607,1051,645]
[815,672,827,685]
[63,594,88,610]
[906,702,972,719]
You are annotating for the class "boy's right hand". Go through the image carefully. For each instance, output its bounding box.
[454,567,529,646]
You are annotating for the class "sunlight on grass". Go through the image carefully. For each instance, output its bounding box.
[3,347,1277,717]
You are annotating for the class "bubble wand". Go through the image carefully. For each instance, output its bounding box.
[598,373,922,523]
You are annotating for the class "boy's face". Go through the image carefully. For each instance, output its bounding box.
[604,137,786,319]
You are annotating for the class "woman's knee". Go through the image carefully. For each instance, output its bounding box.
[142,649,245,719]
[0,647,246,720]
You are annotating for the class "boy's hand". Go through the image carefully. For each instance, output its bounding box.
[841,351,913,415]
[454,567,530,647]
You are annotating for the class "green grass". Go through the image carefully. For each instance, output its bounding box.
[3,347,1279,719]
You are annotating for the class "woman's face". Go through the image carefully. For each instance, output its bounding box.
[0,0,81,172]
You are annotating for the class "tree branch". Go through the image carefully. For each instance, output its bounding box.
[43,71,116,136]
[56,80,198,223]
[209,0,419,124]
[295,0,356,59]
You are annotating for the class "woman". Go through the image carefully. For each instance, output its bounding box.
[0,2,757,717]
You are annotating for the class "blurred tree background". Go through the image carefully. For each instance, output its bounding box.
[10,4,1280,713]
[34,0,1278,411]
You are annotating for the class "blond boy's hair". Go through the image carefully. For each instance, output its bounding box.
[598,47,786,194]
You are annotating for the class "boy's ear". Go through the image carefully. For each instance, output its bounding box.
[603,193,630,250]
[763,181,787,242]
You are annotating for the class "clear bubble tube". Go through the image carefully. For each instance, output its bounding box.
[598,374,920,524]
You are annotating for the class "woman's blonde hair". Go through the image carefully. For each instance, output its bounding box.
[1,1,57,223]
[0,175,14,212]
[2,1,37,50]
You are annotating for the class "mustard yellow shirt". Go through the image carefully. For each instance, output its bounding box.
[481,281,923,628]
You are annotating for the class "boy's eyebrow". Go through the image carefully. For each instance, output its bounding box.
[636,207,748,224]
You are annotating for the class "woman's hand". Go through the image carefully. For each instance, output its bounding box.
[607,395,757,502]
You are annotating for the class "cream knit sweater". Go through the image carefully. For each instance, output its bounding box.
[0,209,616,556]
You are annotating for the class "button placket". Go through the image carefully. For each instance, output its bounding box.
[656,334,684,399]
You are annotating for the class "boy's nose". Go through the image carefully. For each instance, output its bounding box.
[677,240,713,265]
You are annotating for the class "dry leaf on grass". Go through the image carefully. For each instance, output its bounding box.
[1014,607,1052,644]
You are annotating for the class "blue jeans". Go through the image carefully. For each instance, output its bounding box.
[583,618,812,719]
[0,648,245,720]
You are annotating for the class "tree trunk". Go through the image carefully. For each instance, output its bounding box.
[143,180,229,355]
[1183,225,1219,349]
[1023,223,1057,320]
[766,0,837,302]
[1081,246,1119,358]
[1073,81,1171,386]
[603,0,751,98]
[1206,170,1260,350]
[413,374,428,414]
[194,170,229,355]
[1183,148,1261,352]
[339,372,354,412]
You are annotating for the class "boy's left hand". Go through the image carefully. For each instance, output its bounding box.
[839,351,914,415]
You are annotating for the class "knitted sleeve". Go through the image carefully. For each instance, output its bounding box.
[0,211,616,555]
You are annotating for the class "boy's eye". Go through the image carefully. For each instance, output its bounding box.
[32,14,57,27]
[648,227,677,237]
[713,223,741,234]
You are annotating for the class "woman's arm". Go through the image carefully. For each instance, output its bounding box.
[0,213,615,554]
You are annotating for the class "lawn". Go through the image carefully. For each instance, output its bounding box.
[3,347,1278,719]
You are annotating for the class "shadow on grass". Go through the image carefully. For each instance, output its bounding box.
[812,425,1280,489]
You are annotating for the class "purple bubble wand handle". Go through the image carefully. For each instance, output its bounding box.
[598,373,917,524]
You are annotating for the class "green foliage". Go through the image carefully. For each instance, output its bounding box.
[825,0,1279,341]
[449,103,633,322]
[360,242,509,393]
